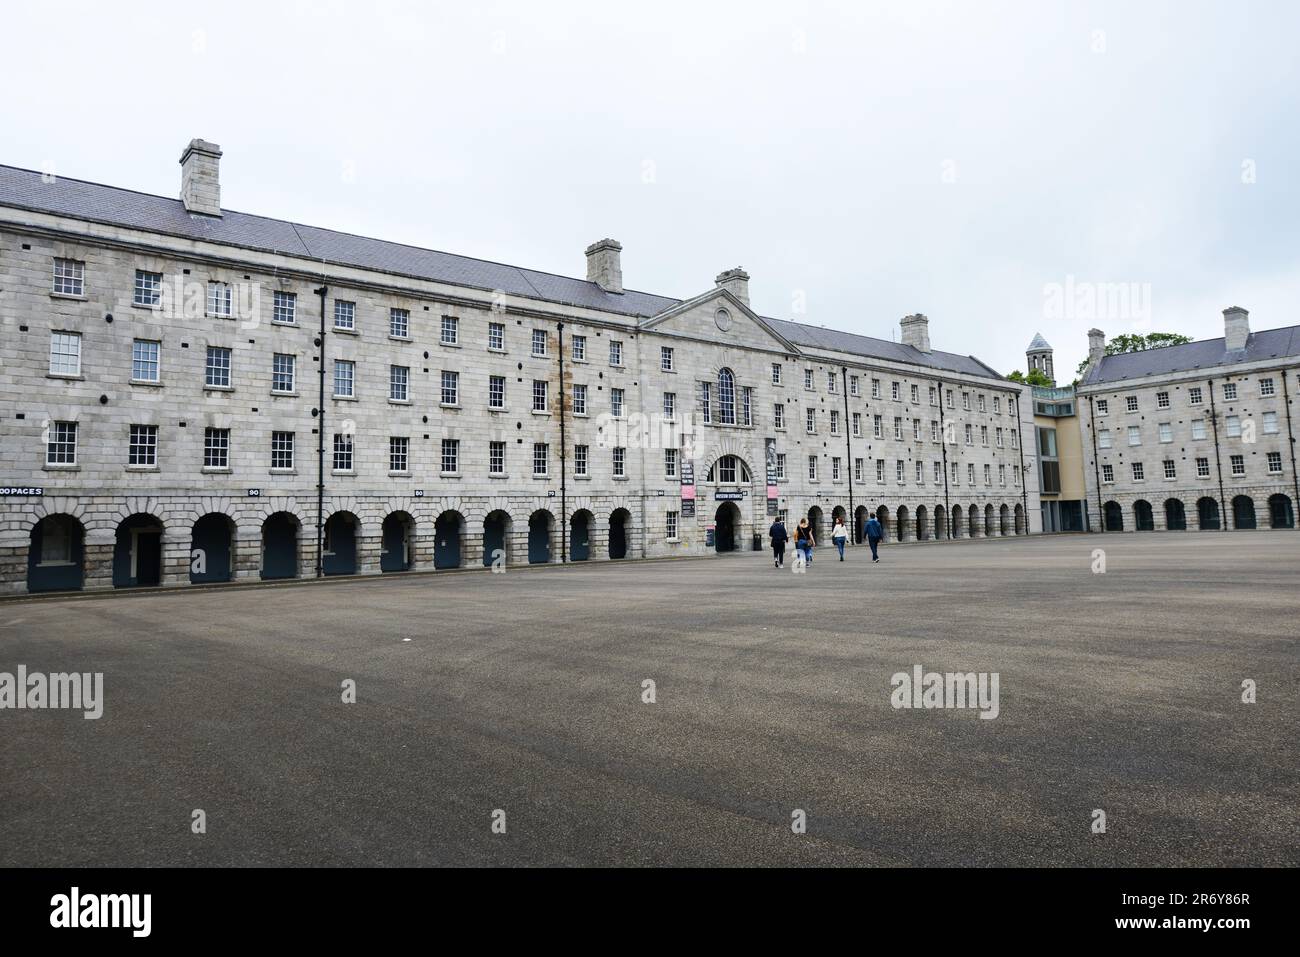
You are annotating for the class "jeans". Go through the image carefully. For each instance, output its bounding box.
[834,538,846,559]
[797,543,813,564]
[868,538,879,560]
[773,542,785,565]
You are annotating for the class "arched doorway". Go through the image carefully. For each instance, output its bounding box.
[896,505,910,542]
[999,504,1010,536]
[968,505,979,538]
[570,510,593,561]
[381,511,415,572]
[854,505,869,544]
[608,508,631,559]
[27,514,85,593]
[984,504,995,537]
[1232,495,1256,530]
[528,510,554,564]
[1268,494,1294,529]
[113,514,164,588]
[915,505,929,541]
[807,506,824,543]
[483,510,511,567]
[934,505,948,540]
[323,511,359,575]
[434,511,463,569]
[1014,504,1027,535]
[831,505,847,532]
[874,505,889,543]
[951,505,963,538]
[1134,500,1154,531]
[714,502,741,553]
[191,513,234,584]
[1164,499,1187,531]
[1197,497,1221,530]
[1104,501,1123,531]
[261,512,300,579]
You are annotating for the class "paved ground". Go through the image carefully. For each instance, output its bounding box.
[1,533,1296,867]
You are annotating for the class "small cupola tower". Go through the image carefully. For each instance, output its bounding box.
[1026,332,1055,385]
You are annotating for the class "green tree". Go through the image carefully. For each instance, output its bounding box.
[1075,332,1193,377]
[1006,368,1054,387]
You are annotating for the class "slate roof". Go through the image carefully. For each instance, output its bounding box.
[1028,332,1051,350]
[1080,326,1300,386]
[0,162,1005,380]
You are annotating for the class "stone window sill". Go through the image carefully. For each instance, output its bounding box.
[440,471,461,479]
[333,395,358,402]
[334,327,359,336]
[202,467,231,474]
[271,390,297,398]
[131,380,163,388]
[46,373,84,381]
[50,292,87,302]
[43,464,80,471]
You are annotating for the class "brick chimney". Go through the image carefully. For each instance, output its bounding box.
[1087,328,1106,366]
[715,268,750,307]
[585,239,623,294]
[180,139,222,216]
[900,313,931,353]
[1223,306,1250,352]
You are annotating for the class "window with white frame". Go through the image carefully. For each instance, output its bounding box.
[966,463,975,485]
[1131,461,1145,481]
[489,375,506,410]
[207,281,232,318]
[893,381,902,402]
[961,391,970,410]
[1230,454,1245,476]
[804,369,814,390]
[333,433,354,471]
[876,459,885,483]
[828,371,837,393]
[46,421,76,465]
[1223,382,1237,400]
[665,448,678,479]
[993,396,1001,414]
[1260,377,1275,397]
[574,444,588,476]
[441,438,459,474]
[1097,398,1109,414]
[52,258,84,296]
[1263,411,1278,434]
[742,386,752,426]
[1126,395,1139,412]
[536,443,551,477]
[897,417,906,441]
[984,464,991,485]
[935,461,943,483]
[946,389,955,409]
[532,329,547,356]
[488,322,505,350]
[850,375,859,396]
[134,269,162,307]
[204,427,229,469]
[900,460,908,484]
[873,414,882,439]
[128,424,157,467]
[700,382,711,423]
[131,339,160,382]
[1156,391,1170,409]
[666,510,679,541]
[871,378,881,399]
[963,423,972,445]
[610,387,624,417]
[389,308,409,339]
[980,425,988,446]
[389,436,409,473]
[917,460,925,483]
[996,426,1004,447]
[271,431,294,470]
[489,441,506,475]
[806,408,816,434]
[49,331,81,376]
[1191,419,1206,440]
[610,446,623,478]
[334,300,355,330]
[1098,428,1112,449]
[390,365,409,402]
[609,340,622,366]
[998,463,1006,486]
[1158,422,1173,443]
[952,461,959,482]
[1267,451,1282,474]
[272,353,295,393]
[664,391,676,419]
[661,346,674,372]
[1127,425,1141,446]
[1188,387,1202,405]
[1225,415,1241,437]
[1163,459,1176,479]
[571,335,586,360]
[776,453,787,480]
[441,370,459,405]
[1196,457,1210,478]
[1101,463,1114,483]
[273,291,296,324]
[533,380,549,413]
[978,394,986,412]
[718,369,736,424]
[853,412,862,437]
[440,315,458,345]
[912,384,920,404]
[205,346,231,388]
[572,383,586,415]
[831,456,841,481]
[772,363,782,385]
[808,456,818,481]
[830,410,840,435]
[333,359,355,398]
[855,458,863,482]
[930,386,938,406]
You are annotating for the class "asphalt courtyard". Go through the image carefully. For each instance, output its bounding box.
[1,532,1296,867]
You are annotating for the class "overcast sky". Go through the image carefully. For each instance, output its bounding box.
[4,0,1297,378]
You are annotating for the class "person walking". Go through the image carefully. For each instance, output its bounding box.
[795,517,815,566]
[865,512,884,563]
[831,517,849,560]
[769,516,789,568]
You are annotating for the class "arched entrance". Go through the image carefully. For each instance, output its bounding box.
[934,505,948,540]
[951,505,963,538]
[27,514,85,593]
[807,506,824,543]
[916,505,929,541]
[999,504,1010,536]
[1104,501,1123,531]
[1134,500,1154,531]
[874,505,889,543]
[113,514,164,588]
[381,511,415,572]
[1164,499,1187,531]
[434,511,463,569]
[1014,504,1026,535]
[714,501,741,553]
[570,510,593,561]
[968,504,979,538]
[984,504,995,537]
[854,505,869,544]
[896,505,910,542]
[261,512,300,579]
[608,508,631,559]
[1268,494,1294,529]
[1232,495,1256,530]
[191,513,234,583]
[323,511,359,575]
[1197,497,1221,530]
[483,510,511,567]
[528,510,555,564]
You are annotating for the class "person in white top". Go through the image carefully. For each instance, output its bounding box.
[831,519,849,561]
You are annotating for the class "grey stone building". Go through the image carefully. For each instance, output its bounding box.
[1,139,1038,594]
[1077,310,1300,532]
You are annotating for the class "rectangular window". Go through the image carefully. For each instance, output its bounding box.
[1223,382,1237,400]
[271,431,295,470]
[967,463,975,485]
[661,346,674,372]
[333,359,355,398]
[536,443,551,477]
[984,464,992,485]
[52,258,84,296]
[1230,454,1245,476]
[1097,399,1109,414]
[850,375,860,396]
[828,371,837,393]
[854,458,863,482]
[574,444,588,477]
[1263,411,1278,434]
[390,365,409,402]
[1267,451,1282,474]
[930,387,938,406]
[1226,415,1241,438]
[571,335,586,361]
[488,322,505,350]
[809,456,818,481]
[1101,463,1114,483]
[489,441,506,475]
[532,329,547,356]
[1127,425,1141,446]
[1156,391,1170,409]
[1126,395,1139,413]
[700,382,711,423]
[610,387,624,417]
[1098,428,1112,449]
[831,456,841,481]
[806,408,816,434]
[1191,419,1206,440]
[205,346,231,388]
[805,369,814,390]
[893,382,902,402]
[389,436,409,473]
[998,464,1006,486]
[532,379,548,413]
[609,340,622,366]
[132,339,160,382]
[773,404,785,430]
[1188,387,1202,406]
[388,308,409,339]
[896,417,904,441]
[440,315,458,345]
[1260,377,1276,397]
[611,447,624,478]
[666,510,679,541]
[912,384,920,404]
[441,370,459,405]
[203,427,229,469]
[899,460,908,484]
[572,383,587,415]
[441,438,460,474]
[1196,457,1210,478]
[917,461,925,483]
[977,394,986,412]
[207,281,232,318]
[334,300,355,331]
[1163,459,1176,479]
[1132,462,1145,481]
[776,453,787,480]
[980,425,988,446]
[873,414,883,439]
[332,433,353,471]
[665,448,678,479]
[876,459,885,484]
[772,363,783,385]
[946,389,955,409]
[128,424,157,466]
[961,391,970,410]
[964,423,972,445]
[46,421,76,465]
[273,291,296,325]
[853,412,862,437]
[1158,422,1173,443]
[1011,430,1019,449]
[134,269,162,307]
[871,379,881,399]
[935,461,943,484]
[742,387,752,426]
[993,396,1001,414]
[489,375,506,410]
[996,426,1004,448]
[49,331,82,376]
[830,410,840,435]
[663,391,676,419]
[272,353,296,393]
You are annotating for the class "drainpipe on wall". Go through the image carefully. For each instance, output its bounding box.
[1282,371,1300,526]
[557,321,567,562]
[841,366,855,541]
[1086,394,1104,532]
[314,284,328,577]
[1208,377,1228,530]
[938,380,951,537]
[1015,392,1029,533]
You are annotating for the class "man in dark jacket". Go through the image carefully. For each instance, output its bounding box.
[865,514,884,563]
[769,517,789,568]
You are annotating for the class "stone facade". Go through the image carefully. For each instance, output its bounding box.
[0,141,1039,594]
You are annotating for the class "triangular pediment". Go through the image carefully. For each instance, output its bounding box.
[639,289,802,355]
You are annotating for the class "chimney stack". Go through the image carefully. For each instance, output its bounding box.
[715,268,750,307]
[900,313,931,353]
[585,239,623,294]
[179,139,222,217]
[1223,306,1250,352]
[1087,328,1106,366]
